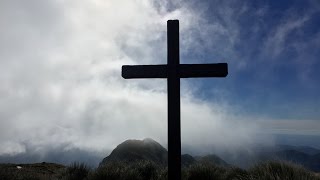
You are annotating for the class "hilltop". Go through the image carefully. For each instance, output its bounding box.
[99,138,228,168]
[100,138,167,166]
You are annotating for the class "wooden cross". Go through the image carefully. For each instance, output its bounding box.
[122,20,228,180]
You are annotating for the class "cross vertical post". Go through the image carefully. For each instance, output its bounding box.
[167,20,181,180]
[121,19,228,180]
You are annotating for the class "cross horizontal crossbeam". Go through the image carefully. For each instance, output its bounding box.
[122,63,228,79]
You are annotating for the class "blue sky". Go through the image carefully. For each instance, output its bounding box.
[182,1,320,120]
[178,0,320,120]
[0,0,319,165]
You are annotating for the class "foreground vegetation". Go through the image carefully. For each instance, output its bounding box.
[0,161,319,180]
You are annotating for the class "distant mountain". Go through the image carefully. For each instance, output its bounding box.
[275,145,320,155]
[181,154,196,167]
[99,138,320,171]
[99,138,168,167]
[198,154,229,167]
[99,138,228,168]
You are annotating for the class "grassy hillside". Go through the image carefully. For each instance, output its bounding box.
[0,160,319,180]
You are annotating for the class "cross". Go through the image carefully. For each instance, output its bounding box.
[122,20,228,180]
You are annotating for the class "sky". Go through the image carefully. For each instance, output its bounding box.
[0,0,319,166]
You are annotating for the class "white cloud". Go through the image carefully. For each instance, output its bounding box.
[0,0,274,164]
[0,142,26,156]
[264,15,310,58]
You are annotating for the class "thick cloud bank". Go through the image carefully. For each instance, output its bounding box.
[2,0,319,165]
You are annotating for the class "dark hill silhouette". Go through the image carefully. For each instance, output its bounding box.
[99,138,229,168]
[181,154,196,167]
[99,138,320,172]
[99,138,168,167]
[198,154,229,167]
[276,145,320,155]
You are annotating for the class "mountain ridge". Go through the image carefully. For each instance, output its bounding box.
[99,138,229,168]
[0,138,319,172]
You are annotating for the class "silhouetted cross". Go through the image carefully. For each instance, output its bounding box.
[122,20,228,180]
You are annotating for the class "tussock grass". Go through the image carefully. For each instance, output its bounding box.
[248,161,318,180]
[63,162,91,180]
[89,161,320,180]
[90,161,162,180]
[0,160,319,180]
[186,163,227,180]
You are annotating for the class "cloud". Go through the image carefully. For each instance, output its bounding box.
[0,142,26,156]
[258,119,320,136]
[3,0,318,166]
[264,15,310,59]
